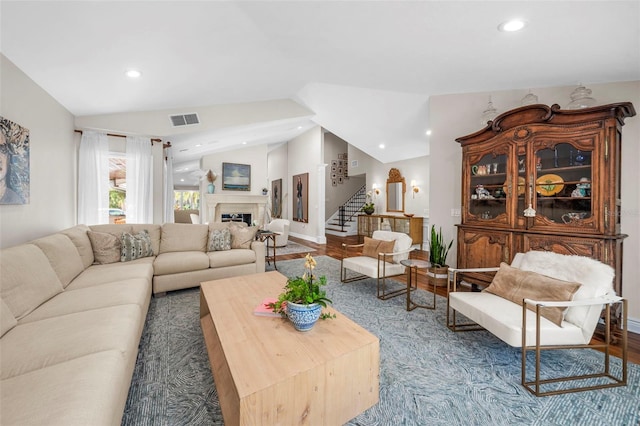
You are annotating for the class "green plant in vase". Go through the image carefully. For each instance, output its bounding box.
[428,225,453,287]
[269,254,335,331]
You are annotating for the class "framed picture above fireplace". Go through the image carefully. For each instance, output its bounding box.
[222,162,251,191]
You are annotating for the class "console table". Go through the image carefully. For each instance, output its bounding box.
[358,214,424,250]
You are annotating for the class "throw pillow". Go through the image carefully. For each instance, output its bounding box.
[87,230,121,264]
[229,225,258,249]
[121,230,154,262]
[208,228,232,251]
[483,262,582,327]
[362,237,396,259]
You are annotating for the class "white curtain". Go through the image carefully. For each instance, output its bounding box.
[125,136,153,223]
[78,131,109,225]
[163,146,175,223]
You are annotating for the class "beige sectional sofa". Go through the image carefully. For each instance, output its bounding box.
[0,221,265,425]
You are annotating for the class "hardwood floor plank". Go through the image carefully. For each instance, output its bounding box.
[282,234,640,365]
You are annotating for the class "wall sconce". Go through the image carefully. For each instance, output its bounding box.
[410,180,420,198]
[372,183,380,198]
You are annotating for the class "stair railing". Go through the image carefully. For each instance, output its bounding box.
[335,184,367,229]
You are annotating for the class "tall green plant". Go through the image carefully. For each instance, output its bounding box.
[429,225,453,267]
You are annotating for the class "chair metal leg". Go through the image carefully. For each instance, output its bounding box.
[521,299,628,396]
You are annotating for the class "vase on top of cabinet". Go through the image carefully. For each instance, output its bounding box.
[456,102,636,300]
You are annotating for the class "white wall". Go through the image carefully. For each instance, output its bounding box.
[287,126,325,243]
[0,54,76,248]
[429,81,640,326]
[200,144,269,197]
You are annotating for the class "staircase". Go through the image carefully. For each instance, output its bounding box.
[325,185,367,237]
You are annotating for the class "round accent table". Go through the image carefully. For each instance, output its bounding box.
[400,259,435,311]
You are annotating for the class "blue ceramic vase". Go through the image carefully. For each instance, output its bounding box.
[286,302,321,332]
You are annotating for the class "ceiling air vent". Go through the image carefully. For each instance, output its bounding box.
[169,113,200,127]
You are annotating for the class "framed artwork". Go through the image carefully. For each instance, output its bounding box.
[331,160,337,167]
[337,167,344,175]
[338,176,344,184]
[292,172,309,223]
[331,173,337,180]
[338,153,344,160]
[338,160,344,167]
[222,162,251,191]
[332,179,337,187]
[271,178,282,218]
[0,116,30,204]
[331,165,337,173]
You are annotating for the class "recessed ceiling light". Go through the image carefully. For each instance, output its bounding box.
[426,130,432,136]
[242,141,247,145]
[379,144,385,149]
[498,19,526,32]
[180,179,184,182]
[195,144,202,147]
[125,69,142,78]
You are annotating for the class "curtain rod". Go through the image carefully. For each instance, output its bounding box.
[74,129,165,145]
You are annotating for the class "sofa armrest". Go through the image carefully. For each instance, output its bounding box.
[523,295,623,308]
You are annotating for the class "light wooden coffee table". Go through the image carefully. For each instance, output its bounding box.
[200,271,380,425]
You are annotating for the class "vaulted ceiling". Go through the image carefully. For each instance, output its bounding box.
[2,1,639,183]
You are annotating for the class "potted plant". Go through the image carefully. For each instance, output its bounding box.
[361,191,375,215]
[206,170,217,194]
[269,254,335,331]
[428,225,453,287]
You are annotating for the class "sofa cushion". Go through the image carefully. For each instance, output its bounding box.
[208,228,232,251]
[0,350,135,426]
[66,261,154,290]
[87,230,121,264]
[1,297,17,337]
[31,233,85,287]
[208,249,256,268]
[229,224,258,249]
[0,244,64,320]
[449,291,586,347]
[160,223,208,253]
[483,262,581,327]
[18,279,151,325]
[1,304,142,380]
[362,237,396,259]
[88,224,132,235]
[153,251,210,276]
[60,225,94,269]
[342,256,405,279]
[121,230,154,262]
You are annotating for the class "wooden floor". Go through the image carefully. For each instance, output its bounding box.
[281,233,640,365]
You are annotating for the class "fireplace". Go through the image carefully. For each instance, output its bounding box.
[204,194,268,225]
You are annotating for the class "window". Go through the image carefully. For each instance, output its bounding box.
[174,190,200,210]
[109,156,126,223]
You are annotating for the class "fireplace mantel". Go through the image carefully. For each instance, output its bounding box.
[205,194,268,225]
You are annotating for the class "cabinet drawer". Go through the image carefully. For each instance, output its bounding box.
[457,227,513,267]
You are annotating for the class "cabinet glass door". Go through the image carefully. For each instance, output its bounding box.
[532,142,592,227]
[468,153,508,222]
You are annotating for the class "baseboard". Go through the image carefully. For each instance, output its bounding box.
[289,232,325,245]
[627,316,640,335]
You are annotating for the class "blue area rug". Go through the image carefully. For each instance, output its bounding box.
[122,256,640,425]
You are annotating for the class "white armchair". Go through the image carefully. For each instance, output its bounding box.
[447,250,628,396]
[340,230,414,300]
[266,219,290,247]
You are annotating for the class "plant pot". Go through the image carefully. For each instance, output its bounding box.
[286,302,322,332]
[363,208,375,215]
[207,183,215,194]
[427,265,449,287]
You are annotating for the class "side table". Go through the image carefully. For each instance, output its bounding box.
[400,259,435,311]
[256,230,278,270]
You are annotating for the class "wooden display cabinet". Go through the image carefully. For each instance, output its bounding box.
[455,103,635,299]
[358,214,424,250]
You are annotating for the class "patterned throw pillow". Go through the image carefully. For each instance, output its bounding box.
[208,228,232,251]
[121,230,154,262]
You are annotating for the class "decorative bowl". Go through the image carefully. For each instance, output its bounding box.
[403,213,415,217]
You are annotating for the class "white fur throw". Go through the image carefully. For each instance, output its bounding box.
[517,250,614,331]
